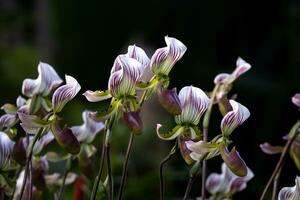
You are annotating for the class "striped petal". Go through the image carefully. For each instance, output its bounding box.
[150,36,187,75]
[278,177,300,200]
[71,111,105,143]
[292,93,300,108]
[108,55,143,98]
[18,112,50,133]
[0,131,15,171]
[83,90,111,102]
[221,100,250,136]
[0,114,17,130]
[126,45,150,70]
[175,86,210,125]
[22,62,63,97]
[52,75,81,113]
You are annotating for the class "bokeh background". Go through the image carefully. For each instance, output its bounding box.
[1,0,300,199]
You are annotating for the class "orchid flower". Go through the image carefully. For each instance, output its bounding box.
[156,86,210,164]
[22,62,63,97]
[0,132,15,171]
[278,177,300,200]
[71,110,105,143]
[205,163,253,199]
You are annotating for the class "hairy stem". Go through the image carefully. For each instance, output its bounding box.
[118,132,135,200]
[260,121,300,200]
[159,141,178,200]
[57,158,71,200]
[19,128,43,200]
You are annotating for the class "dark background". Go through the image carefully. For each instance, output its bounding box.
[1,0,300,199]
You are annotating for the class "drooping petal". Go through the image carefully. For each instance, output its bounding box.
[156,124,184,140]
[108,55,143,98]
[260,143,284,155]
[33,131,55,155]
[150,36,187,75]
[157,87,182,115]
[220,146,248,177]
[126,45,150,69]
[175,86,210,125]
[0,131,15,171]
[278,177,300,200]
[52,75,81,113]
[22,62,63,97]
[292,93,300,108]
[206,173,223,194]
[186,140,219,156]
[18,112,50,134]
[0,114,17,130]
[71,111,105,143]
[221,100,250,136]
[83,90,112,102]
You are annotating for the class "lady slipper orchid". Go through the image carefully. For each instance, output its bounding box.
[150,36,187,76]
[71,110,105,143]
[221,100,250,136]
[205,163,253,198]
[22,62,63,97]
[0,131,15,171]
[278,177,300,200]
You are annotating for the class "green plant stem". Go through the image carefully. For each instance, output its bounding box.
[159,141,178,200]
[18,128,43,200]
[259,121,300,200]
[118,132,134,200]
[90,118,113,200]
[58,158,72,200]
[183,159,203,200]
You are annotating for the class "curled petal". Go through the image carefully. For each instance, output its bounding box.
[126,45,150,69]
[175,86,210,125]
[52,75,81,113]
[156,124,184,140]
[83,90,111,102]
[22,62,63,97]
[0,131,15,170]
[214,73,230,85]
[157,87,182,115]
[0,114,17,130]
[231,57,251,81]
[260,142,284,155]
[71,111,105,143]
[278,177,300,200]
[221,100,250,136]
[123,111,143,135]
[292,93,300,108]
[220,146,248,177]
[109,55,143,98]
[150,36,187,75]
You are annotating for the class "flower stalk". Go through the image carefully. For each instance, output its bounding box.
[58,157,72,200]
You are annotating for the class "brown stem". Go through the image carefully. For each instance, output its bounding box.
[272,167,282,200]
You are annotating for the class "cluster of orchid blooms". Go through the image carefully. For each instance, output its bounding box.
[0,36,299,200]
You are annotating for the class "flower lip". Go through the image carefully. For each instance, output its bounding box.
[22,62,63,97]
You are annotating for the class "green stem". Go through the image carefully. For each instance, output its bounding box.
[118,132,134,200]
[58,158,72,200]
[159,141,178,200]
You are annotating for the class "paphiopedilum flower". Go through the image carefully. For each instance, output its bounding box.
[150,36,187,76]
[0,131,15,171]
[292,93,300,108]
[206,163,253,198]
[22,62,63,97]
[278,176,300,200]
[71,110,105,143]
[221,100,250,136]
[214,57,251,101]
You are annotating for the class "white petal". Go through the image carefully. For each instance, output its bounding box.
[126,45,150,69]
[221,100,250,135]
[279,177,300,200]
[0,131,15,170]
[52,75,81,113]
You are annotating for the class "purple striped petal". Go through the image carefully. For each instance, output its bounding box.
[0,131,15,170]
[18,112,49,134]
[292,93,300,108]
[22,62,63,97]
[52,75,81,113]
[108,55,143,98]
[83,90,112,102]
[221,100,250,136]
[278,177,300,200]
[150,36,187,75]
[71,111,105,143]
[260,142,283,155]
[0,114,17,130]
[175,86,210,125]
[126,45,150,69]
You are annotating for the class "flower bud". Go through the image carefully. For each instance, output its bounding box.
[123,111,143,135]
[51,120,80,155]
[157,87,182,115]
